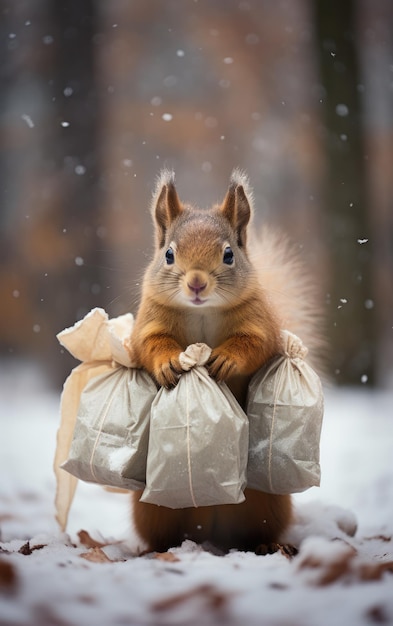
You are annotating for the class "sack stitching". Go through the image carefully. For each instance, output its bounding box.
[185,373,198,508]
[268,358,286,492]
[89,368,125,481]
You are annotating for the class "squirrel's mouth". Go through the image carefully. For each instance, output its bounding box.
[190,296,207,306]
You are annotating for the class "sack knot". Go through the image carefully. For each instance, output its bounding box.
[179,343,212,370]
[281,330,308,360]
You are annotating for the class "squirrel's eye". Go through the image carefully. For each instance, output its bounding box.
[165,247,175,265]
[223,246,234,265]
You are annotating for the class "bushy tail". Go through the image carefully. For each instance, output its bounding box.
[250,226,326,370]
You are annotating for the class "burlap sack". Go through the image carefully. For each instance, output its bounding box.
[54,308,157,530]
[246,330,324,494]
[141,343,249,508]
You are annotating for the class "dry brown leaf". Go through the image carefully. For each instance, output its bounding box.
[0,559,18,591]
[26,604,72,626]
[256,543,298,558]
[357,561,393,582]
[364,535,392,543]
[0,513,18,523]
[18,542,32,555]
[297,541,393,586]
[152,583,228,613]
[297,544,356,586]
[18,542,46,556]
[154,552,180,563]
[301,554,352,586]
[366,605,390,624]
[80,547,113,563]
[77,530,107,549]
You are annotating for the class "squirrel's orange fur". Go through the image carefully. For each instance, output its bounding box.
[129,169,320,553]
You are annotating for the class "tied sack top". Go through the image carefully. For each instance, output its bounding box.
[246,330,324,494]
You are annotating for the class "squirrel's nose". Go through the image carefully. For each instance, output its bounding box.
[187,280,207,296]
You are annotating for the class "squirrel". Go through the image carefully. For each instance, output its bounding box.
[129,169,321,553]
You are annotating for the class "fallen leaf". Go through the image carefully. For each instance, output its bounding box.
[366,605,390,624]
[276,543,298,558]
[18,542,46,556]
[0,513,18,522]
[364,535,392,543]
[18,542,33,556]
[296,541,393,586]
[152,583,229,613]
[301,553,352,585]
[358,561,393,582]
[296,543,356,586]
[80,547,113,563]
[28,605,71,626]
[154,552,180,563]
[77,530,106,549]
[256,543,298,558]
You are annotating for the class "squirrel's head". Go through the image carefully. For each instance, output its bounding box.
[147,169,257,309]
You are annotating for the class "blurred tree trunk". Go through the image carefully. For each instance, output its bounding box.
[42,0,104,385]
[314,0,376,385]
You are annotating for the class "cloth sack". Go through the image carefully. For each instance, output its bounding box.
[141,343,249,508]
[61,366,157,490]
[54,308,156,530]
[246,330,324,494]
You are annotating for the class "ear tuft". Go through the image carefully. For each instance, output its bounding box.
[230,168,254,207]
[151,169,183,248]
[220,169,253,247]
[153,169,176,194]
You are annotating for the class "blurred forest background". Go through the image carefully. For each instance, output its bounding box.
[0,0,392,389]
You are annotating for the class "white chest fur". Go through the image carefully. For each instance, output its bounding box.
[183,308,224,349]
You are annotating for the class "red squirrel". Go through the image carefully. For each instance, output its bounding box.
[129,169,321,553]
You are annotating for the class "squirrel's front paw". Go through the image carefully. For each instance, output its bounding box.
[207,350,237,382]
[154,356,183,389]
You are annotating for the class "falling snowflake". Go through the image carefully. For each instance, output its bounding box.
[335,104,349,117]
[21,114,34,128]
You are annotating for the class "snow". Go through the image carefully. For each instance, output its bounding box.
[335,103,349,117]
[21,114,34,128]
[1,363,393,625]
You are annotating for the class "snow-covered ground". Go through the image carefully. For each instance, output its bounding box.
[1,361,393,625]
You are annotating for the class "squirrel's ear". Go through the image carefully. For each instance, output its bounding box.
[220,169,253,247]
[151,170,183,247]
